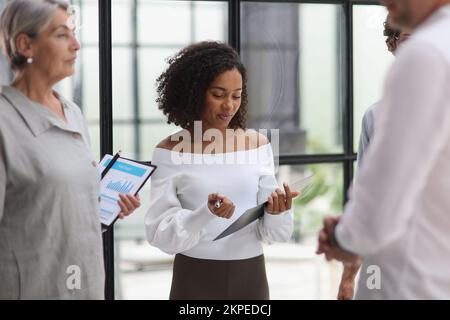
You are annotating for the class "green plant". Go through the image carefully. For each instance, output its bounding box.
[290,138,344,242]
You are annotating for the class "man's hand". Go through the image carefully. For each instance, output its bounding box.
[316,215,362,266]
[337,278,355,300]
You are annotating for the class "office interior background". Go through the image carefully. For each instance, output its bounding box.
[0,0,393,299]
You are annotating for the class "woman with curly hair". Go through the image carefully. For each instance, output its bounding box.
[145,41,299,300]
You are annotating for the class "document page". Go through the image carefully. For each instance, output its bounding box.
[98,154,156,227]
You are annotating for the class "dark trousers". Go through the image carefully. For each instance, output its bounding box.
[170,254,269,300]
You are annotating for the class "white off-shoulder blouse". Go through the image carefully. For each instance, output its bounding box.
[145,143,293,260]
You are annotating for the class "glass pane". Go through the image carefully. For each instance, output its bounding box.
[353,5,394,152]
[112,0,132,44]
[241,2,345,155]
[139,122,180,161]
[138,1,227,45]
[266,163,343,299]
[113,123,136,159]
[80,0,99,44]
[138,48,175,120]
[112,48,134,120]
[81,47,100,122]
[138,0,192,45]
[194,2,228,42]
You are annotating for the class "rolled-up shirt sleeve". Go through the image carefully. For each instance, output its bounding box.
[335,44,450,256]
[145,167,216,255]
[255,144,294,243]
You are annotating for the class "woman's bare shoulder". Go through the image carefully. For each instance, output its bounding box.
[156,130,190,150]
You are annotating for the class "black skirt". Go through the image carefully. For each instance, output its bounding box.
[170,254,269,300]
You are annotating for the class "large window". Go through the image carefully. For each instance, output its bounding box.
[107,0,389,300]
[0,0,391,300]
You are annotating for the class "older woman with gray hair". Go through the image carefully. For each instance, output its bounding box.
[0,0,140,299]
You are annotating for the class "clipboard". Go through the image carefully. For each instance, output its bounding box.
[99,151,157,232]
[213,202,265,241]
[213,174,314,241]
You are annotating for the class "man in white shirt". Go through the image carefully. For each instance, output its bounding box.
[317,0,450,299]
[337,15,411,300]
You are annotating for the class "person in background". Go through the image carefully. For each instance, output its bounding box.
[0,0,140,299]
[357,15,411,166]
[337,14,411,300]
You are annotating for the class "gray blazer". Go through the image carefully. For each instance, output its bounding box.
[357,102,377,168]
[0,86,105,299]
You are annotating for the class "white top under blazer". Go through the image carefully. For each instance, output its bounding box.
[145,142,294,260]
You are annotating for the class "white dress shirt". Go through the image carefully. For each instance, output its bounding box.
[336,5,450,299]
[145,142,293,260]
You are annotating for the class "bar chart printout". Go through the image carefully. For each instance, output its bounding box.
[98,154,156,226]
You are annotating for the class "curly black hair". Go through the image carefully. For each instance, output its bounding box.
[155,41,248,130]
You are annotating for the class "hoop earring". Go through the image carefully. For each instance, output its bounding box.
[27,57,33,64]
